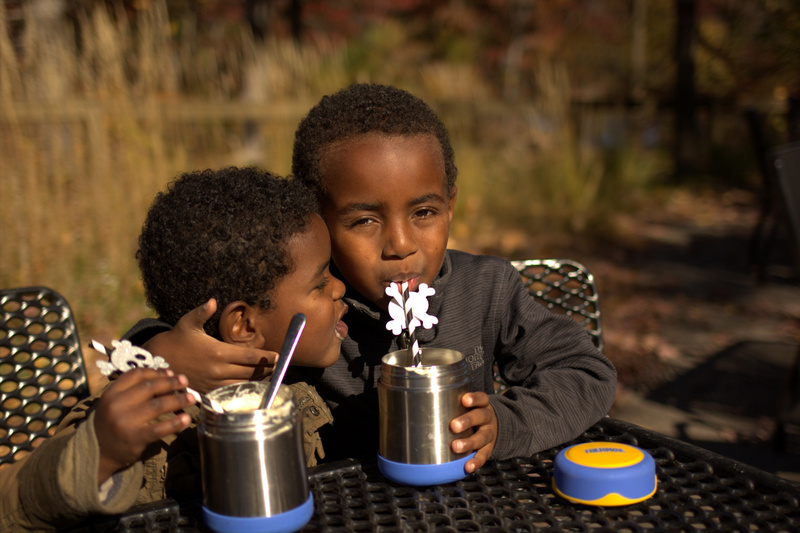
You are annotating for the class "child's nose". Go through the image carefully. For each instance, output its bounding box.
[382,221,416,258]
[331,274,346,300]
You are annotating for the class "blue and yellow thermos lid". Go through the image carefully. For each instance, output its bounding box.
[552,442,657,506]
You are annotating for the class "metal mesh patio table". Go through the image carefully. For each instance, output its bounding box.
[75,417,800,532]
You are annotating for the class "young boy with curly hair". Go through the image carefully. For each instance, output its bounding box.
[0,167,348,531]
[127,84,616,473]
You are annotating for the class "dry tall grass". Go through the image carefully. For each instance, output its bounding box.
[0,3,346,363]
[1,2,662,381]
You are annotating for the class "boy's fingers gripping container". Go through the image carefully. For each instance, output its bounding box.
[198,382,314,533]
[553,442,657,506]
[378,348,476,486]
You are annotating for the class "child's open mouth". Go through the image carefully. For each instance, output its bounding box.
[335,306,349,340]
[388,275,421,292]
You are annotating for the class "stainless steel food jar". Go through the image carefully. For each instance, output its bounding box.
[377,348,476,485]
[198,381,313,533]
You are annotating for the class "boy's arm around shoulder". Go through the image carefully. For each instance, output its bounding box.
[122,302,279,393]
[0,394,144,531]
[489,261,617,459]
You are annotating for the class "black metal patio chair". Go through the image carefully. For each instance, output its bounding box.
[769,141,800,276]
[494,258,603,392]
[0,286,90,467]
[770,142,800,452]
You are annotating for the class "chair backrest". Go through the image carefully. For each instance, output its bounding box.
[494,259,603,393]
[510,258,604,353]
[0,287,90,467]
[770,141,800,275]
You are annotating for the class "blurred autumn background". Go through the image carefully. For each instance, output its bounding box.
[2,0,800,469]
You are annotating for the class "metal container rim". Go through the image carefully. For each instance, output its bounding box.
[201,382,297,430]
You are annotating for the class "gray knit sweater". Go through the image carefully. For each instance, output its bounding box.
[286,250,616,462]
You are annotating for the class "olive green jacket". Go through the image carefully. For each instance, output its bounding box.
[0,381,332,532]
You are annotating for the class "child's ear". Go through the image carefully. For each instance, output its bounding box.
[219,301,266,347]
[447,186,458,222]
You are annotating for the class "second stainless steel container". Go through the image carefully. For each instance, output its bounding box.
[378,348,474,465]
[198,381,312,532]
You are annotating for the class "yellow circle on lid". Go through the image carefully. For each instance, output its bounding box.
[564,443,644,468]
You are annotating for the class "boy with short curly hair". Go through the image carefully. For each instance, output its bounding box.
[137,166,344,348]
[289,84,616,467]
[0,167,348,531]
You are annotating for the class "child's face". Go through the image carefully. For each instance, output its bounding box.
[319,134,456,309]
[253,215,348,367]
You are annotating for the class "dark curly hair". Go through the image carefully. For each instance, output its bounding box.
[136,167,319,338]
[292,83,457,201]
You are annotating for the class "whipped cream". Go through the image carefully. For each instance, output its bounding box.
[219,390,285,412]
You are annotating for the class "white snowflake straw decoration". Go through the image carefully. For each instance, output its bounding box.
[91,340,224,412]
[385,282,438,367]
[91,339,170,377]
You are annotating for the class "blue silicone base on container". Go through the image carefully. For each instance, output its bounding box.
[378,452,476,486]
[202,492,314,533]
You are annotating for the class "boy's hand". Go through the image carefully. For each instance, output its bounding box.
[94,368,195,484]
[144,299,278,393]
[450,392,497,474]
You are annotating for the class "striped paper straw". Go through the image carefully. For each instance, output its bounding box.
[400,282,422,367]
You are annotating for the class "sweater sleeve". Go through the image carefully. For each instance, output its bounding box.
[19,412,143,527]
[488,264,617,459]
[0,408,144,531]
[122,317,173,346]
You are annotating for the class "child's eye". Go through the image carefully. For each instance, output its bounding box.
[414,208,436,218]
[349,217,377,228]
[316,275,330,291]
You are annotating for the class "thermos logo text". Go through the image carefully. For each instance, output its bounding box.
[585,447,625,453]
